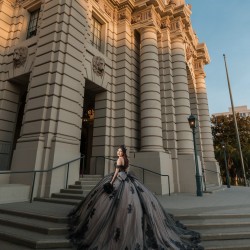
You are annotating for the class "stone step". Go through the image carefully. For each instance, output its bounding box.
[183,220,250,230]
[68,184,96,190]
[35,197,80,206]
[202,239,250,250]
[0,224,71,249]
[204,185,225,193]
[0,213,67,235]
[0,207,67,223]
[51,193,84,200]
[79,175,102,179]
[175,213,250,220]
[79,177,102,181]
[60,188,91,195]
[201,230,250,241]
[75,180,100,185]
[0,239,34,250]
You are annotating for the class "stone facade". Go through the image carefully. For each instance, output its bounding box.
[0,0,220,197]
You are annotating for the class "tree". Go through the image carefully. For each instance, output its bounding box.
[211,114,250,185]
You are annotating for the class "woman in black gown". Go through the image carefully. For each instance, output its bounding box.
[68,145,203,250]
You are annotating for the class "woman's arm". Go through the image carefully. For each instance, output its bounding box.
[110,167,119,185]
[110,157,123,185]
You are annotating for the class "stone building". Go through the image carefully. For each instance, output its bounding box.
[213,105,250,118]
[0,0,220,200]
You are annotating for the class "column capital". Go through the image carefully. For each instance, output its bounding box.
[194,59,206,77]
[131,5,162,33]
[170,17,185,43]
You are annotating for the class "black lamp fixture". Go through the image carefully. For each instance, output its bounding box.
[188,114,203,197]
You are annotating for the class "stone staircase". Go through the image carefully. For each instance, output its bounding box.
[0,175,250,249]
[34,174,103,205]
[175,213,250,250]
[0,175,102,249]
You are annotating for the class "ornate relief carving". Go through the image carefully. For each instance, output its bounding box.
[92,56,105,77]
[161,17,170,29]
[118,8,131,22]
[194,59,205,76]
[131,7,161,29]
[132,10,152,24]
[170,18,183,32]
[13,47,28,68]
[185,44,192,61]
[104,4,112,17]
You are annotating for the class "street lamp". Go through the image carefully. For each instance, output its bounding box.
[221,141,231,188]
[188,114,203,197]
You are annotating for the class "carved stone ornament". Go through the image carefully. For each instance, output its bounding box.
[186,44,192,61]
[92,56,105,77]
[104,4,112,17]
[13,46,28,68]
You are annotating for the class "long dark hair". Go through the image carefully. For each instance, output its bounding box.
[119,145,129,168]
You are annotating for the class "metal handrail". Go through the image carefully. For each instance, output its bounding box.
[0,155,85,202]
[95,156,171,196]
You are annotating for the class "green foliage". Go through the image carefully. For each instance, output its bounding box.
[211,114,250,185]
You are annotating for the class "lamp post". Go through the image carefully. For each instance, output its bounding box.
[188,114,203,197]
[221,141,231,188]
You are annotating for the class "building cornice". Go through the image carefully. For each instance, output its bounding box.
[197,43,210,64]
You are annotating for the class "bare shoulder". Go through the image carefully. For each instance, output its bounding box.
[117,157,124,165]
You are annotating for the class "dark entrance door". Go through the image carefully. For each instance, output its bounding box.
[80,89,95,175]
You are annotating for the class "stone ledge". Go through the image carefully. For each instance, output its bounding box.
[0,184,30,204]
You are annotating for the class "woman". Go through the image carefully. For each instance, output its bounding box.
[68,145,203,250]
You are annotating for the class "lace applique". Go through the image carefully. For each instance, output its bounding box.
[127,204,132,213]
[134,243,141,250]
[90,190,98,198]
[90,208,96,218]
[87,200,93,209]
[145,224,158,249]
[109,190,117,200]
[114,228,120,242]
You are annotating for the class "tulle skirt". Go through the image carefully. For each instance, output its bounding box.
[68,172,203,250]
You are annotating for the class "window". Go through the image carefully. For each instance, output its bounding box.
[26,9,40,39]
[91,17,102,51]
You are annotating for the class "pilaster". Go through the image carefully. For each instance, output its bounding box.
[10,0,89,196]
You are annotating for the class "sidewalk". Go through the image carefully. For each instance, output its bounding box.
[157,185,250,216]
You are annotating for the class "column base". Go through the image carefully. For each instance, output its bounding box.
[178,154,202,193]
[129,151,173,195]
[10,135,80,198]
[204,160,221,186]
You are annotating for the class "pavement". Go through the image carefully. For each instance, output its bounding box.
[156,185,250,216]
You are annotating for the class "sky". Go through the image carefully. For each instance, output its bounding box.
[187,0,250,114]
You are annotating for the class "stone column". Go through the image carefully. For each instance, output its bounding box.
[140,26,164,152]
[130,26,173,195]
[171,37,199,193]
[195,70,220,185]
[171,38,193,154]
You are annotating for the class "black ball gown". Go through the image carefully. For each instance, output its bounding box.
[68,165,203,250]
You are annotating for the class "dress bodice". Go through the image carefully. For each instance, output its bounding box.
[115,164,127,172]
